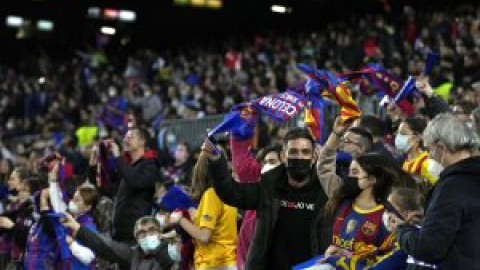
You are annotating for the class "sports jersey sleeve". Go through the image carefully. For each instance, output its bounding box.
[198,189,223,230]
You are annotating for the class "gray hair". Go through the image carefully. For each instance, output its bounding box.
[133,216,161,237]
[423,113,480,152]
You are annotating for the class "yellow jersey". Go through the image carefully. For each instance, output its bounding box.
[193,188,237,270]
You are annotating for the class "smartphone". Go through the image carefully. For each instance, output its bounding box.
[206,136,220,156]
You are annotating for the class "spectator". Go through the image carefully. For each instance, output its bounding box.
[161,142,194,191]
[0,177,40,269]
[394,117,438,185]
[397,113,480,268]
[352,115,395,160]
[170,151,238,270]
[0,167,30,268]
[92,127,161,245]
[203,128,331,270]
[230,137,282,270]
[320,153,395,267]
[316,118,373,198]
[63,215,176,270]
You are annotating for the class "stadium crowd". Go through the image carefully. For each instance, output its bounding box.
[0,2,479,270]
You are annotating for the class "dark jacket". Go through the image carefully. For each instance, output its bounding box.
[75,226,173,270]
[397,156,480,269]
[208,156,331,270]
[112,151,160,244]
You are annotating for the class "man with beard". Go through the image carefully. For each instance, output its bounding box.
[201,128,331,270]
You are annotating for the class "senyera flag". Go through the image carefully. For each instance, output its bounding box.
[298,63,361,121]
[340,63,415,116]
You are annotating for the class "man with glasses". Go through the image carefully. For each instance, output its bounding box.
[316,117,375,197]
[63,215,177,270]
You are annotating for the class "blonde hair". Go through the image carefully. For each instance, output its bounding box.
[190,152,213,201]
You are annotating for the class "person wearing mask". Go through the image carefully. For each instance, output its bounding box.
[394,118,438,185]
[26,174,99,270]
[202,128,332,270]
[317,117,374,198]
[321,187,426,270]
[90,127,161,245]
[63,215,177,270]
[0,177,41,269]
[169,151,238,270]
[319,153,396,268]
[397,113,480,268]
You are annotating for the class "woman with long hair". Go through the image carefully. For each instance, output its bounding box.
[170,151,238,270]
[322,153,396,267]
[322,187,426,270]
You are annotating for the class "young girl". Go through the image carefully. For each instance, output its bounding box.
[321,187,425,270]
[170,151,238,270]
[25,162,99,270]
[322,153,397,267]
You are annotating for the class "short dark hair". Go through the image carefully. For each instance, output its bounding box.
[257,144,282,162]
[358,115,385,138]
[134,216,161,237]
[130,127,151,144]
[347,127,373,151]
[403,117,427,135]
[283,128,315,147]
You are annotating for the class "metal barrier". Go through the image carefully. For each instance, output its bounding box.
[5,94,384,151]
[158,103,341,149]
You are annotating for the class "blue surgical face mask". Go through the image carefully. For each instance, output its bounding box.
[168,243,181,262]
[395,134,412,153]
[138,235,161,254]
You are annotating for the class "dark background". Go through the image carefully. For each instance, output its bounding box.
[0,0,473,61]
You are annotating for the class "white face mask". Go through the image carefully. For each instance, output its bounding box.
[68,201,80,215]
[427,158,444,179]
[395,134,412,153]
[167,243,181,262]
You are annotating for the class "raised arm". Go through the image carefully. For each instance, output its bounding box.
[202,140,261,210]
[230,138,261,183]
[65,213,132,269]
[316,117,349,198]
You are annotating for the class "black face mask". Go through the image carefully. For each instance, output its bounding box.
[286,158,312,182]
[342,176,362,198]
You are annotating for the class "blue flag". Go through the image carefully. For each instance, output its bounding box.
[394,76,417,103]
[208,103,258,139]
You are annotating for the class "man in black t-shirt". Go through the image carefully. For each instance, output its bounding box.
[203,128,331,270]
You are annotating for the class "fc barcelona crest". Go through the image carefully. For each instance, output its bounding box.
[361,221,377,236]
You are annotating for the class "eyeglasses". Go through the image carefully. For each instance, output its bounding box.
[135,226,160,239]
[340,137,361,146]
